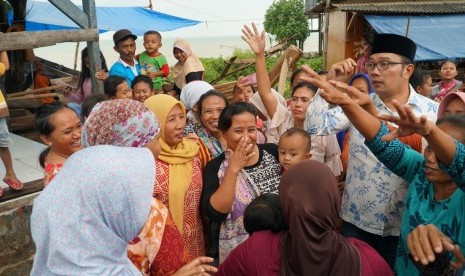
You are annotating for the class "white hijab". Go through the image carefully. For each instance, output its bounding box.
[31,145,155,275]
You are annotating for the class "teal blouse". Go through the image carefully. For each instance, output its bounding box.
[365,123,465,275]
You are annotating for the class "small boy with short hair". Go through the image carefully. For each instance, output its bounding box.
[410,68,433,98]
[278,127,311,172]
[138,31,170,93]
[131,75,154,103]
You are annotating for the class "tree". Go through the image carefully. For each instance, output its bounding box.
[264,0,309,49]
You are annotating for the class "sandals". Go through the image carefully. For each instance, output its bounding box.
[3,177,23,191]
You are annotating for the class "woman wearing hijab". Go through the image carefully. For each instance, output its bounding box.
[30,146,217,275]
[215,160,392,275]
[145,94,207,260]
[279,160,392,275]
[81,99,191,275]
[172,39,205,95]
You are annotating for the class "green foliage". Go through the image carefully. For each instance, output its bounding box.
[200,49,323,99]
[264,0,309,48]
[297,55,323,71]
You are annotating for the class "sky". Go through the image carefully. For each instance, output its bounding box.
[69,0,277,38]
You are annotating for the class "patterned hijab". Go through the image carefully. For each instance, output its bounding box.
[31,145,155,275]
[279,160,361,276]
[82,99,160,147]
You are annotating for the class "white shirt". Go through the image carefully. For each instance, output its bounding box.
[119,58,139,76]
[305,85,438,236]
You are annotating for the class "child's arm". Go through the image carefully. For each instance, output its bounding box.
[147,56,170,79]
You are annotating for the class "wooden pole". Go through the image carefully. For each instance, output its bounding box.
[323,0,331,69]
[405,16,411,38]
[0,29,99,51]
[7,85,66,98]
[82,0,104,95]
[74,42,80,70]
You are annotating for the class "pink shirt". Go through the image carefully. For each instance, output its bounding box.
[67,78,92,104]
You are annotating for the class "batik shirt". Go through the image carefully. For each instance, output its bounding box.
[305,86,438,236]
[366,124,465,275]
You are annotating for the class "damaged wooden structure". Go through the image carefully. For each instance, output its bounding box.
[213,44,303,99]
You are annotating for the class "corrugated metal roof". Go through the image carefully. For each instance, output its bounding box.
[307,0,465,14]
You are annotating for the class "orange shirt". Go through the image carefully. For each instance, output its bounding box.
[34,73,54,104]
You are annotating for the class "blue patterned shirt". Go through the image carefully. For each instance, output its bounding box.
[305,86,438,236]
[366,124,465,275]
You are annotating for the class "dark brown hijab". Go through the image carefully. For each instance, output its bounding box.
[279,160,361,276]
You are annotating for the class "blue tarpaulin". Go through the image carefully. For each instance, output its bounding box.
[11,0,201,35]
[364,14,465,62]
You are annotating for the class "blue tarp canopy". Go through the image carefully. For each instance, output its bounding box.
[364,14,465,62]
[11,0,201,35]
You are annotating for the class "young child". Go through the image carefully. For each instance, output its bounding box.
[131,75,154,103]
[431,60,463,102]
[103,75,132,100]
[138,31,170,94]
[410,68,433,97]
[278,127,311,172]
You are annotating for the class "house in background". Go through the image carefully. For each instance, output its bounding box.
[305,0,465,70]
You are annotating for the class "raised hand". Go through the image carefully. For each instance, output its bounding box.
[173,256,218,276]
[241,23,266,55]
[327,58,357,83]
[300,65,373,109]
[377,99,434,142]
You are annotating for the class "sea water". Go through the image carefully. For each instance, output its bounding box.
[33,35,319,70]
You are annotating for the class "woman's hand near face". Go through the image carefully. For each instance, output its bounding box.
[227,137,256,174]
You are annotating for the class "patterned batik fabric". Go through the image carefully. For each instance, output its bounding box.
[154,157,205,261]
[127,198,189,276]
[305,86,438,236]
[366,124,465,275]
[82,99,159,148]
[217,149,281,263]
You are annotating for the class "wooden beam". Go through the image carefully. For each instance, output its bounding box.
[0,29,99,51]
[7,85,66,98]
[82,0,104,95]
[217,56,237,80]
[48,0,89,28]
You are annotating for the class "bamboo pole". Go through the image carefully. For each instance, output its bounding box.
[7,85,66,98]
[11,93,58,100]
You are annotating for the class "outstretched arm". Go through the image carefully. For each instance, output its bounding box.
[300,66,381,140]
[241,23,278,119]
[377,100,456,166]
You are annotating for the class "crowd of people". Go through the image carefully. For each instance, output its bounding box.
[0,22,460,275]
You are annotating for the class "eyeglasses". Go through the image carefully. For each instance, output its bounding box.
[365,61,405,71]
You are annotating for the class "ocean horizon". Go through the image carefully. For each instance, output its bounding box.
[34,35,319,71]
